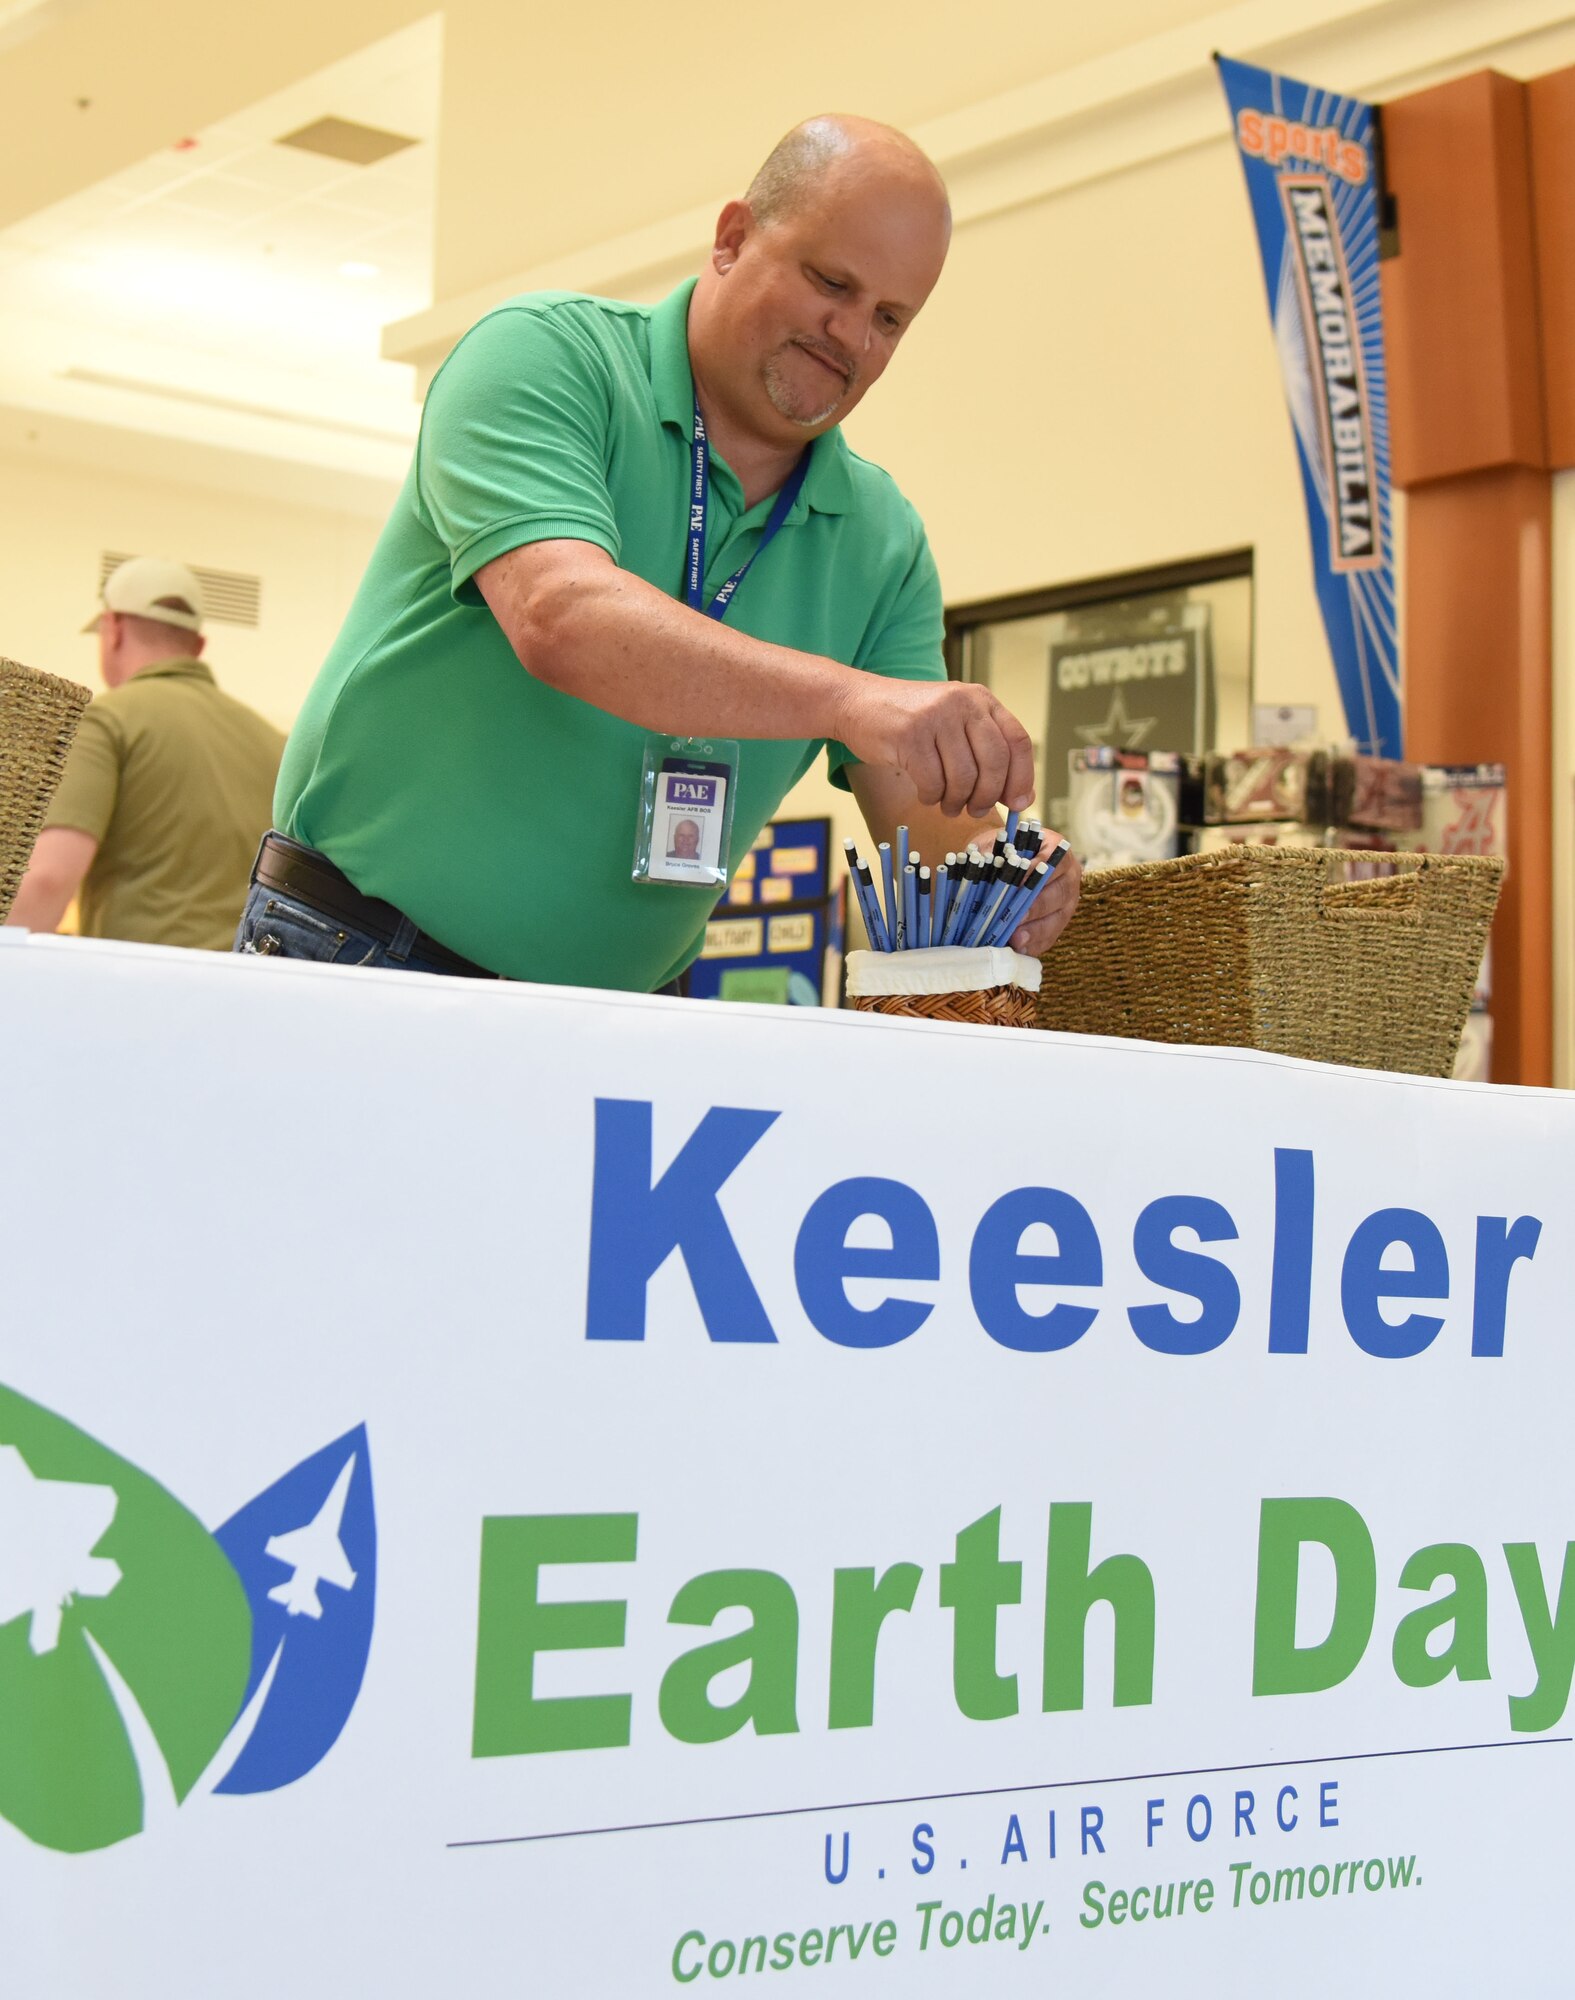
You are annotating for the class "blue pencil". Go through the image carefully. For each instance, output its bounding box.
[897,824,910,882]
[931,862,949,944]
[854,861,891,950]
[991,857,1033,939]
[960,862,997,946]
[902,864,919,950]
[1004,808,1020,850]
[917,867,931,949]
[992,843,1066,946]
[944,850,984,945]
[879,841,900,950]
[964,858,1008,945]
[939,855,970,945]
[985,861,1043,947]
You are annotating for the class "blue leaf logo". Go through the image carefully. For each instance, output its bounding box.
[213,1426,376,1796]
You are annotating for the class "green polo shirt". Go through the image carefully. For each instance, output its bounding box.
[276,277,945,991]
[45,659,285,951]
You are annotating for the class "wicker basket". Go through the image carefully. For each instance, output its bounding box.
[855,987,1039,1029]
[1037,845,1504,1078]
[848,945,1040,1029]
[0,658,93,924]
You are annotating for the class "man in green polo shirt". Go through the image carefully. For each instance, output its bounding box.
[243,113,1080,991]
[9,556,284,951]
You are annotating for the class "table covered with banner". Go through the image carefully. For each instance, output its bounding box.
[0,931,1569,1995]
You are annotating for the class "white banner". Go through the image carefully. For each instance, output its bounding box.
[0,933,1570,1995]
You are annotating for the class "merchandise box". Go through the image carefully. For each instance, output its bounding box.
[1183,748,1331,825]
[1186,820,1325,854]
[1415,762,1507,859]
[1405,765,1504,1010]
[1330,754,1424,831]
[1067,747,1184,866]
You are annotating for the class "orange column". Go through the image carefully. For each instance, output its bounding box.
[1403,471,1552,1085]
[1379,70,1554,1085]
[1529,67,1575,468]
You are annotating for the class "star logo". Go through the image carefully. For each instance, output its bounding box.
[1072,688,1161,750]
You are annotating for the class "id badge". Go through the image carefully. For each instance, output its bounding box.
[633,735,738,888]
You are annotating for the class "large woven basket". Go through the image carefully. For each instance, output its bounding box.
[0,658,92,924]
[1037,845,1504,1077]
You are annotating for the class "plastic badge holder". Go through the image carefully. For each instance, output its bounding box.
[632,735,739,889]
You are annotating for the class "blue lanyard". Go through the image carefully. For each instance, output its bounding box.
[686,401,810,620]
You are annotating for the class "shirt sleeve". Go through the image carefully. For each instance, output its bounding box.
[825,520,947,790]
[41,702,123,841]
[416,302,622,604]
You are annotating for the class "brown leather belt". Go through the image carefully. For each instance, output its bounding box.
[252,833,498,979]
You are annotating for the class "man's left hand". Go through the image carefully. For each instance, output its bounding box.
[1007,832,1082,955]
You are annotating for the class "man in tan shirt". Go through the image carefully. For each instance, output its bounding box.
[7,557,285,950]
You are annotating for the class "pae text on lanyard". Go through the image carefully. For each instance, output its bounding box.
[686,400,810,620]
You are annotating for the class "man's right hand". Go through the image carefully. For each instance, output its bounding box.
[832,675,1036,819]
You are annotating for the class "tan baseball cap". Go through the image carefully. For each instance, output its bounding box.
[83,555,206,635]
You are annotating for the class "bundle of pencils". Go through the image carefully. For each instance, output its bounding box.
[844,812,1070,953]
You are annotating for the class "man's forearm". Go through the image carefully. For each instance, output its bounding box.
[6,868,74,932]
[482,550,857,742]
[477,541,1036,818]
[5,827,97,932]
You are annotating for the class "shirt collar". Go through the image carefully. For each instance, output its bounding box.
[649,278,853,518]
[128,658,215,687]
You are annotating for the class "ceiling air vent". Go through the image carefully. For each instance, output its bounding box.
[99,553,262,629]
[275,116,417,166]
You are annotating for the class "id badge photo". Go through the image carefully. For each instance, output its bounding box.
[633,736,739,888]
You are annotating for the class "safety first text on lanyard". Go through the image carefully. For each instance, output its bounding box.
[686,401,811,621]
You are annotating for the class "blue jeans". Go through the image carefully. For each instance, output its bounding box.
[232,882,499,979]
[233,881,692,994]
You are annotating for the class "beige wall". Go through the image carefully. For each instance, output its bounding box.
[0,447,391,729]
[430,0,1233,302]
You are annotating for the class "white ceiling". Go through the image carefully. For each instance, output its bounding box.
[0,13,438,502]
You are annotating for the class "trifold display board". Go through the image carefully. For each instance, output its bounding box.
[0,930,1570,1997]
[690,816,840,1005]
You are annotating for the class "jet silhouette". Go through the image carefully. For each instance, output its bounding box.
[263,1456,357,1619]
[0,1444,121,1653]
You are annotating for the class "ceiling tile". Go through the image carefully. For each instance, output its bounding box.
[5,187,136,249]
[311,160,432,222]
[0,12,442,487]
[158,176,290,227]
[220,144,359,200]
[101,153,208,202]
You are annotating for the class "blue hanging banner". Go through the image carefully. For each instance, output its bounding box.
[1216,55,1402,758]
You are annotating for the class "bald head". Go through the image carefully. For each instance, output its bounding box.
[689,115,952,456]
[746,115,950,233]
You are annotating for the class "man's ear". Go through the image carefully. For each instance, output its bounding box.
[711,199,753,276]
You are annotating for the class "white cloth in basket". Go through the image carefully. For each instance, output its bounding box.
[846,946,1041,998]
